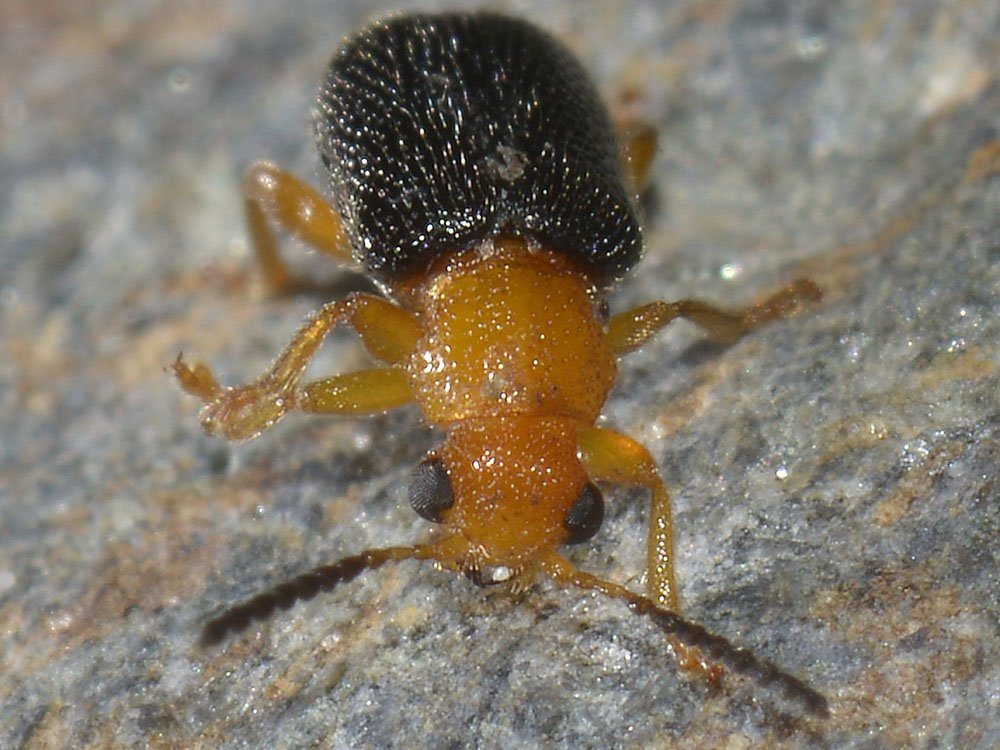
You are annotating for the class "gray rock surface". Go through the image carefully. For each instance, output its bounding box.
[2,1,998,748]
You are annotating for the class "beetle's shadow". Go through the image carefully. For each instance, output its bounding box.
[637,182,663,223]
[281,266,381,300]
[676,337,729,367]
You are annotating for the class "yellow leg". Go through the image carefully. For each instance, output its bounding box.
[604,279,822,356]
[172,293,422,441]
[244,161,352,295]
[297,368,412,415]
[577,425,677,611]
[570,433,834,715]
[619,124,658,194]
[347,294,424,366]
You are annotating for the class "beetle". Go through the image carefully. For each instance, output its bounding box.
[172,12,827,717]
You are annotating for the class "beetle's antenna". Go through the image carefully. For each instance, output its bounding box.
[633,598,829,717]
[538,552,829,718]
[200,544,440,647]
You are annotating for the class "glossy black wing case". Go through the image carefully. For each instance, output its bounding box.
[315,12,643,286]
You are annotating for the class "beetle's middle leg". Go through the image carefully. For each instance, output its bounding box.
[603,278,821,356]
[172,293,422,442]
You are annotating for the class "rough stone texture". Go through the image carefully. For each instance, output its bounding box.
[2,1,998,748]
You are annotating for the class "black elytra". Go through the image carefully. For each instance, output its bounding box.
[315,12,643,288]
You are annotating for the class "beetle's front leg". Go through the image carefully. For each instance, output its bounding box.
[578,425,729,682]
[577,424,678,611]
[172,293,422,441]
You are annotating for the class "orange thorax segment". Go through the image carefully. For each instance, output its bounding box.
[404,244,617,426]
[437,416,590,567]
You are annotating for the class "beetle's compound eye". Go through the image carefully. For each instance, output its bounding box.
[408,457,454,523]
[563,483,604,544]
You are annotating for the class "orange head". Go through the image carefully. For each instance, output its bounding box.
[409,417,603,581]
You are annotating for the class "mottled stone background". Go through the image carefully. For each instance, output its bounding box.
[2,1,998,748]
